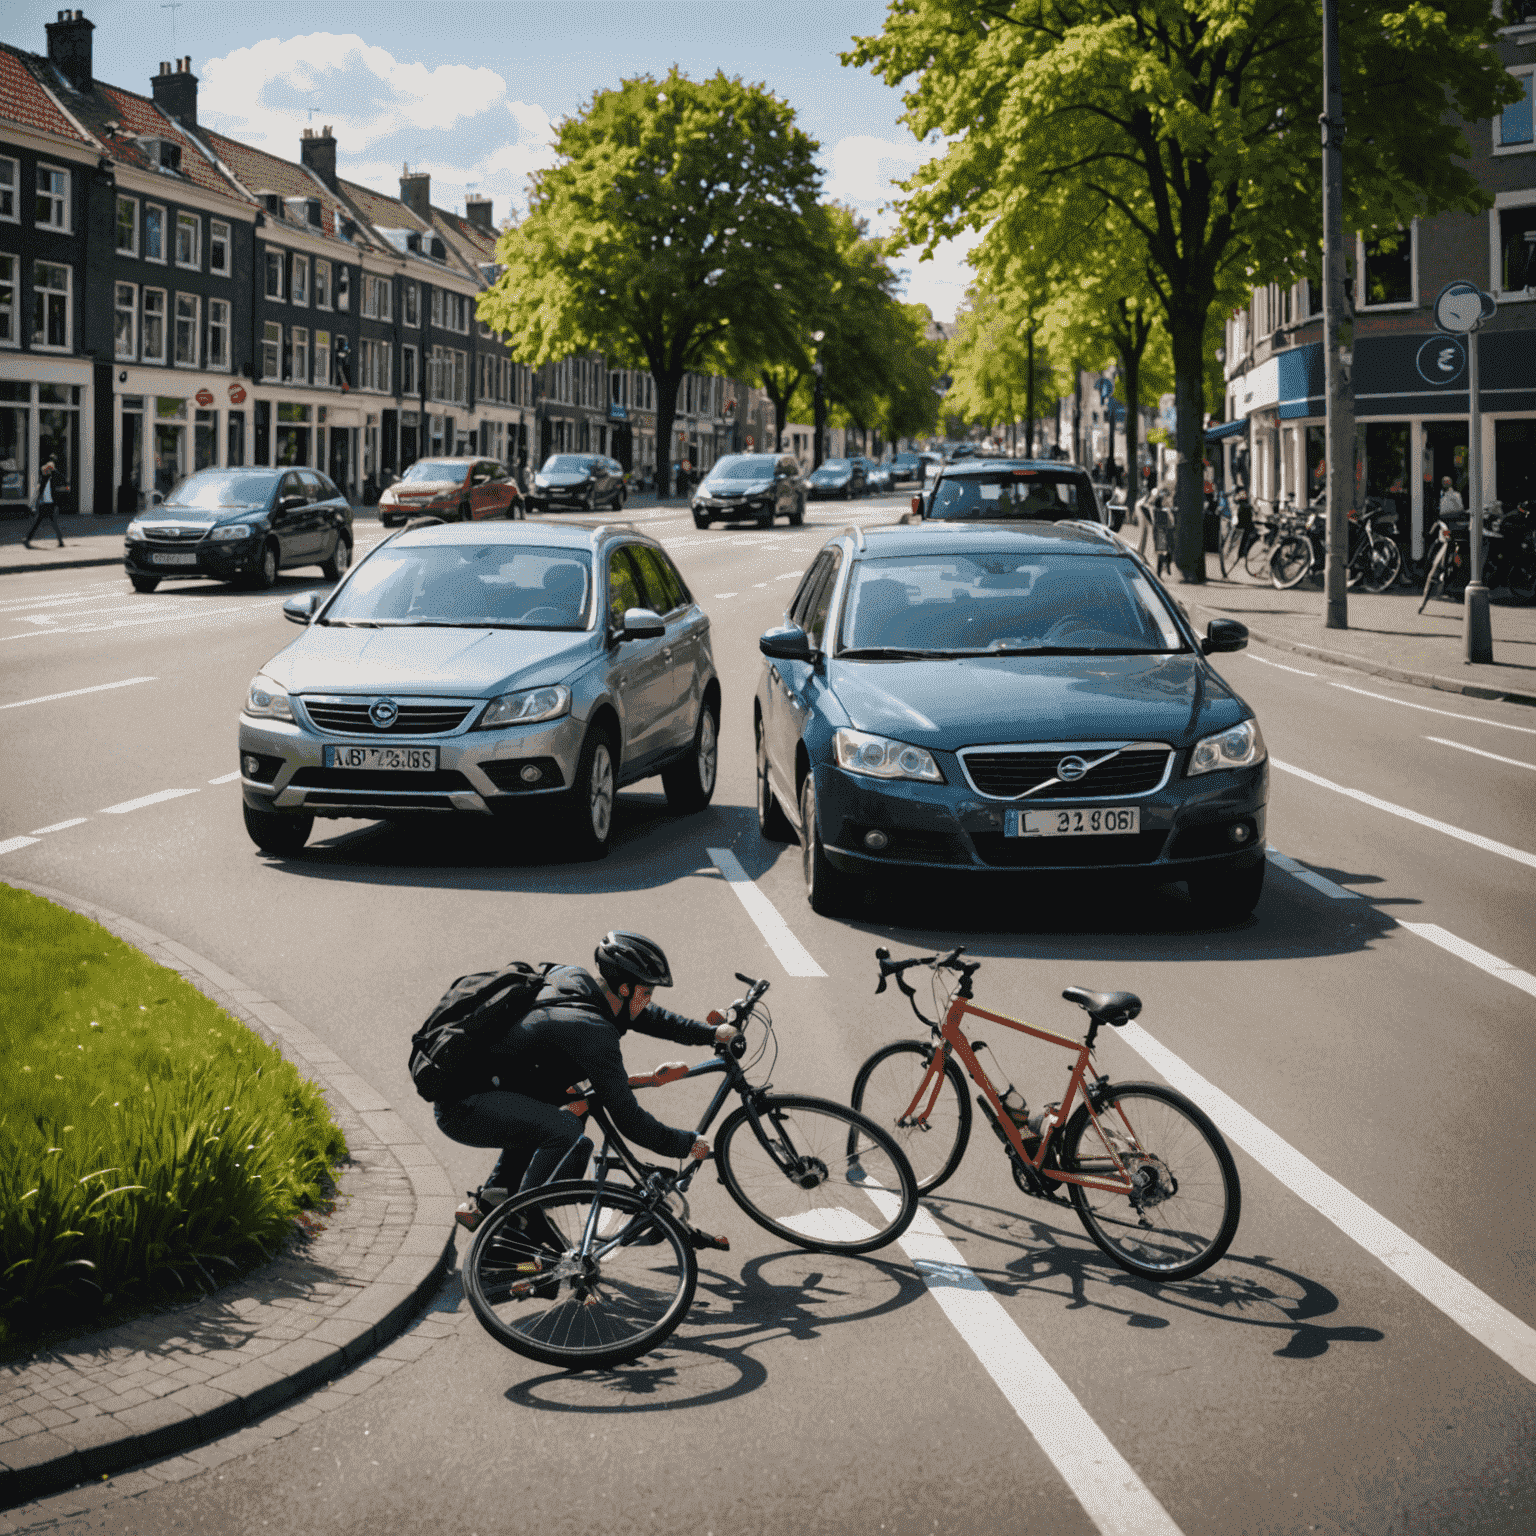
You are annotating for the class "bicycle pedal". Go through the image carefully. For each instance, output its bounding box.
[688,1228,730,1252]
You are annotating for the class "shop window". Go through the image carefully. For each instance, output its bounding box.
[265,249,284,301]
[1497,69,1534,151]
[207,298,230,370]
[1497,200,1536,294]
[292,256,309,307]
[254,400,270,465]
[1360,228,1414,308]
[227,410,245,467]
[35,165,68,230]
[174,294,199,366]
[144,203,165,263]
[116,196,137,256]
[175,211,200,269]
[314,259,330,309]
[142,288,166,363]
[210,220,230,276]
[31,261,70,349]
[115,282,137,360]
[0,254,15,344]
[195,408,217,470]
[0,157,16,222]
[261,321,281,381]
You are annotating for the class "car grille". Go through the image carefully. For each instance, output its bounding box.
[137,524,207,542]
[972,830,1169,868]
[300,699,478,735]
[959,745,1172,800]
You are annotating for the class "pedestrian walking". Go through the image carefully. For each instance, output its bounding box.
[23,460,66,548]
[1438,476,1464,516]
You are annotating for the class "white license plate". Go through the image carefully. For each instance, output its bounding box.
[150,551,198,566]
[323,745,439,771]
[1005,807,1140,837]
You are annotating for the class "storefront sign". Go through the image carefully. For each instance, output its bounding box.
[228,383,247,404]
[195,388,214,407]
[1415,336,1466,387]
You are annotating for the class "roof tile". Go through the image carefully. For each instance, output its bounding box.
[0,45,93,144]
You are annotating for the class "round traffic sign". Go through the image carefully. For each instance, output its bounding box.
[1433,281,1495,334]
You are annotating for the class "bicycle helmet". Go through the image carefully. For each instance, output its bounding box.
[594,930,673,992]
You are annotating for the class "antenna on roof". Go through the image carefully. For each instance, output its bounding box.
[160,1,182,52]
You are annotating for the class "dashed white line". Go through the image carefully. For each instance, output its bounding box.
[1395,922,1536,1000]
[714,592,738,599]
[0,676,156,710]
[1245,653,1317,676]
[1327,682,1536,735]
[1424,736,1536,772]
[30,818,88,835]
[208,771,242,785]
[0,836,41,857]
[99,787,200,815]
[705,847,826,978]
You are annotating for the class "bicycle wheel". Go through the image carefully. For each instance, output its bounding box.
[1243,532,1275,580]
[1361,536,1401,594]
[1270,536,1313,589]
[464,1180,697,1369]
[1509,553,1536,605]
[850,1040,971,1194]
[1418,544,1448,613]
[1218,524,1243,578]
[1058,1083,1239,1282]
[715,1093,918,1255]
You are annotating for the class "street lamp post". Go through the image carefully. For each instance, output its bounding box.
[811,330,826,471]
[1321,0,1353,630]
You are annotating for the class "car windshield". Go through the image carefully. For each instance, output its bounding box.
[160,470,279,509]
[543,455,598,473]
[323,544,593,630]
[400,461,465,484]
[813,461,851,477]
[929,470,1090,520]
[707,455,777,482]
[838,552,1186,656]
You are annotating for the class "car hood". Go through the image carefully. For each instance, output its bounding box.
[391,480,460,495]
[266,626,598,696]
[141,506,262,525]
[538,473,591,487]
[827,653,1242,747]
[705,480,772,495]
[811,470,850,483]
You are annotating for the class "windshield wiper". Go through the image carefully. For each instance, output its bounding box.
[316,618,379,627]
[837,646,943,660]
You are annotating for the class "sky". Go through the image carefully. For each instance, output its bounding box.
[40,0,979,320]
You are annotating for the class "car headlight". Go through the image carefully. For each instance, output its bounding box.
[533,475,549,488]
[125,522,145,542]
[1187,718,1266,776]
[245,675,294,721]
[475,685,571,730]
[834,728,943,783]
[211,524,254,540]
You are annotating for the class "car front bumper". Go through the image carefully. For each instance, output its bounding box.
[695,497,774,520]
[126,540,261,581]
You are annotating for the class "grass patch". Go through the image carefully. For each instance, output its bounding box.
[0,886,347,1353]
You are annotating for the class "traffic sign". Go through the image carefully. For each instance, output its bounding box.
[1433,281,1496,335]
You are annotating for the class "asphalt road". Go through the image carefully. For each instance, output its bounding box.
[2,495,1533,1536]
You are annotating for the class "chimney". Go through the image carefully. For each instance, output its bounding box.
[45,10,94,93]
[300,124,338,192]
[400,167,431,223]
[465,195,494,235]
[151,55,198,128]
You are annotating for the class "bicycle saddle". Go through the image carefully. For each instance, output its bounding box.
[1062,988,1142,1026]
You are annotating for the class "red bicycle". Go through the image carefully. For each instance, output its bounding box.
[851,948,1240,1281]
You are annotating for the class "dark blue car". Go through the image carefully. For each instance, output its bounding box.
[754,521,1268,920]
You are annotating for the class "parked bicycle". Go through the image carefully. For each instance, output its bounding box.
[1241,498,1297,580]
[464,973,918,1368]
[850,948,1240,1282]
[1271,500,1399,593]
[1216,487,1256,578]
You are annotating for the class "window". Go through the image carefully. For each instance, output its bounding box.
[116,196,137,256]
[0,253,15,343]
[144,203,165,262]
[31,261,70,349]
[359,337,391,392]
[174,293,199,366]
[335,266,350,312]
[1360,226,1415,308]
[313,330,331,387]
[0,157,15,222]
[35,165,68,230]
[1497,198,1536,295]
[1497,68,1534,152]
[290,325,308,384]
[429,287,443,328]
[403,281,419,327]
[209,220,230,276]
[115,282,137,360]
[208,298,230,370]
[264,249,284,301]
[291,256,309,306]
[261,320,281,381]
[314,259,330,309]
[175,211,200,269]
[142,288,166,362]
[401,344,417,395]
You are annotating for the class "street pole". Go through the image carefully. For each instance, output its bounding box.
[812,332,826,470]
[1464,323,1492,662]
[1321,0,1352,630]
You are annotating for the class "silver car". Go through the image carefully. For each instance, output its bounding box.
[237,520,719,859]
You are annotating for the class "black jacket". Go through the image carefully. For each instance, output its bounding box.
[479,966,715,1159]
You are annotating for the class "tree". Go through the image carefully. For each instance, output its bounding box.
[848,1,1520,580]
[944,286,1055,453]
[481,69,824,499]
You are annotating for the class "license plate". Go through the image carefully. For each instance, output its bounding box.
[323,745,439,771]
[150,551,198,566]
[1005,807,1139,837]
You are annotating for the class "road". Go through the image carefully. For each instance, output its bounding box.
[2,494,1533,1535]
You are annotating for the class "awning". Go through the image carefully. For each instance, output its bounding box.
[1205,418,1250,442]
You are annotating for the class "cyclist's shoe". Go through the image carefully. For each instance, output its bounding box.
[687,1226,731,1253]
[454,1186,509,1234]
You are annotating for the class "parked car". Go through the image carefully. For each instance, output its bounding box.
[378,457,523,527]
[754,521,1265,919]
[691,453,806,528]
[910,459,1106,525]
[124,467,353,593]
[889,453,925,486]
[239,521,719,861]
[865,462,895,494]
[807,458,868,500]
[529,454,627,513]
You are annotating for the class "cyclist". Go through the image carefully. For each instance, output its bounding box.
[437,931,740,1231]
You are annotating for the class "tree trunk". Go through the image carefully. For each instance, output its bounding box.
[1025,329,1036,459]
[1169,312,1208,582]
[653,367,682,501]
[1120,345,1140,497]
[1071,363,1083,465]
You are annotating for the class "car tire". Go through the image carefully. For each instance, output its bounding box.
[757,508,774,528]
[662,699,719,813]
[567,724,617,860]
[243,802,312,856]
[245,540,279,591]
[320,535,352,582]
[756,720,794,842]
[611,488,626,511]
[1186,861,1264,924]
[694,513,711,529]
[800,773,856,916]
[129,573,160,593]
[457,501,471,523]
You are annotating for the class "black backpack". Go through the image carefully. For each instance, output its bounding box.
[408,961,554,1103]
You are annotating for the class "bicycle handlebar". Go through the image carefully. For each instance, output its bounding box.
[874,947,981,1015]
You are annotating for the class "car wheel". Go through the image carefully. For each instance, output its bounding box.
[694,513,711,530]
[320,535,352,582]
[1187,861,1264,924]
[662,699,719,813]
[790,498,804,527]
[568,725,617,860]
[129,573,160,594]
[756,720,794,842]
[841,486,851,501]
[757,508,774,528]
[800,773,856,916]
[611,487,625,511]
[243,802,312,856]
[245,540,279,591]
[457,501,472,523]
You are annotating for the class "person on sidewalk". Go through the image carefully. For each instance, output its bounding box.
[23,460,67,548]
[1439,477,1465,516]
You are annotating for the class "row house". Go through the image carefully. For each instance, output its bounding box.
[1217,8,1536,558]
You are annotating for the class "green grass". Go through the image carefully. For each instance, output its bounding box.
[0,885,347,1352]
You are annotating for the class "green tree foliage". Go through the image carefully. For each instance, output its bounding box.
[480,69,824,498]
[945,286,1056,454]
[848,1,1520,578]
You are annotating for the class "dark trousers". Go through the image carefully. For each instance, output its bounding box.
[435,1090,592,1194]
[24,500,63,547]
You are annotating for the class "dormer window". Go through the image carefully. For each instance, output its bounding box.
[307,199,322,228]
[262,192,282,217]
[160,141,181,173]
[430,237,446,260]
[406,231,421,253]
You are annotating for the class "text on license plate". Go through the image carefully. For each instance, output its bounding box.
[150,551,198,566]
[1005,807,1139,837]
[323,745,439,771]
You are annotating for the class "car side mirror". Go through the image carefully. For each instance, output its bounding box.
[759,624,813,661]
[621,606,666,640]
[283,592,321,625]
[1202,618,1249,654]
[278,494,306,514]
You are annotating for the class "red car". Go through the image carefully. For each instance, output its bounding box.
[378,457,524,526]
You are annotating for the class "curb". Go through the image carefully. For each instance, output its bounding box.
[0,879,456,1511]
[0,554,123,577]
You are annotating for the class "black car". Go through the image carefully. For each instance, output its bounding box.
[807,458,868,500]
[529,454,627,513]
[890,453,925,486]
[912,458,1106,525]
[692,454,806,528]
[754,521,1266,920]
[124,468,353,593]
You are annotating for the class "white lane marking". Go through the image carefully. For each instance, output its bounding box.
[863,1193,1182,1536]
[1271,758,1536,870]
[100,787,199,815]
[714,592,738,599]
[1265,847,1359,898]
[1397,921,1536,1000]
[1425,736,1536,772]
[208,771,242,785]
[705,847,827,978]
[776,570,802,580]
[1327,682,1536,736]
[0,836,41,856]
[1245,653,1316,676]
[22,614,56,626]
[1117,1022,1536,1388]
[30,818,88,835]
[0,676,156,711]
